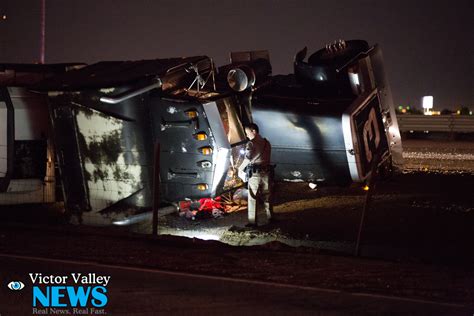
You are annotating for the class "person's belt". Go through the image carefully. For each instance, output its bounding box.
[249,164,271,173]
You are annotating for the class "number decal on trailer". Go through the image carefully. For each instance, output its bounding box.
[363,107,381,163]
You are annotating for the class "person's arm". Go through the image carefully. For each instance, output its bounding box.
[245,141,255,161]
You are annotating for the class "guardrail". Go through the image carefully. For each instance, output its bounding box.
[397,115,474,133]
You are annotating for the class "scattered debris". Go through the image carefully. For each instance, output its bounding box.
[178,195,247,220]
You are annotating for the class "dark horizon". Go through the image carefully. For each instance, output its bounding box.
[0,0,472,110]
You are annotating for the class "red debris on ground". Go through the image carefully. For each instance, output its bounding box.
[178,194,247,219]
[198,197,224,212]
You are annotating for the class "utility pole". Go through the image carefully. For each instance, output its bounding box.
[40,0,45,63]
[0,9,6,61]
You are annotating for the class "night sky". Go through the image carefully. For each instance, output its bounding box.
[1,0,472,110]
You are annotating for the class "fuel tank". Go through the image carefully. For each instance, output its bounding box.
[250,42,402,184]
[253,86,389,185]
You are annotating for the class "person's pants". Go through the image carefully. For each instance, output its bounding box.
[247,172,272,224]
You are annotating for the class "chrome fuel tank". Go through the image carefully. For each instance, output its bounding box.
[253,88,390,185]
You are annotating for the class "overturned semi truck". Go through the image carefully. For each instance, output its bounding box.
[2,39,402,225]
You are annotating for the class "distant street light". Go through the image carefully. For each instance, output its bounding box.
[422,96,434,115]
[422,96,433,109]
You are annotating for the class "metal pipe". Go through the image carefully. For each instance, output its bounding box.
[99,79,162,104]
[112,206,177,226]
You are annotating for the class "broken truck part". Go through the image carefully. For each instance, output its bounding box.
[37,56,242,225]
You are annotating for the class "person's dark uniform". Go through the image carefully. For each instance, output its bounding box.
[243,123,272,226]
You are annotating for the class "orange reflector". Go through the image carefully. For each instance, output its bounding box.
[194,132,207,140]
[196,183,208,191]
[363,185,369,191]
[185,110,198,119]
[199,147,213,155]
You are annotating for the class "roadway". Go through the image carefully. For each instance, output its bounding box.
[0,254,468,316]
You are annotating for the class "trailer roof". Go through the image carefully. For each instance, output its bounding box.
[35,56,209,91]
[0,63,85,87]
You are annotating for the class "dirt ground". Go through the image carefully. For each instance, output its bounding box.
[402,138,474,172]
[151,172,474,262]
[126,139,474,265]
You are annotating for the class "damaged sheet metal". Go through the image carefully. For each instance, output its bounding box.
[48,90,153,225]
[76,106,144,212]
[41,57,217,224]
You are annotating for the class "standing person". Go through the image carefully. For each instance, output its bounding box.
[243,123,273,227]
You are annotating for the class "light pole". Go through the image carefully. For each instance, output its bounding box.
[0,13,6,61]
[40,0,45,64]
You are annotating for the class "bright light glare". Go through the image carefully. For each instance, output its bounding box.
[211,147,229,193]
[422,96,433,109]
[193,232,220,241]
[349,72,359,85]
